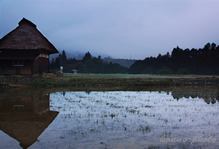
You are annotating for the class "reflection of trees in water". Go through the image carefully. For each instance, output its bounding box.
[61,92,66,96]
[85,91,91,94]
[171,90,219,104]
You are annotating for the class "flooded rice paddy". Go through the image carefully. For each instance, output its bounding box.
[0,87,219,149]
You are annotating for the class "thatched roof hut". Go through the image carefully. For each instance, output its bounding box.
[0,18,58,54]
[0,18,59,75]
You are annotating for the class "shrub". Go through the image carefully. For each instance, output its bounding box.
[157,67,173,74]
[176,68,190,74]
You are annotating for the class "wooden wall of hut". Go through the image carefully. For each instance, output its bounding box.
[0,60,32,75]
[32,57,49,74]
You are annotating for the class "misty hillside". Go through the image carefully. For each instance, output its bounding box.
[50,50,136,68]
[103,57,136,68]
[49,50,84,61]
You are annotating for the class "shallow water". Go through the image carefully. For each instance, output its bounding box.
[0,87,219,149]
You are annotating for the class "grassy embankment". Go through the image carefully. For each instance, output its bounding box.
[63,73,197,79]
[31,73,219,87]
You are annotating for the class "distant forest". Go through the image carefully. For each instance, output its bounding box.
[50,51,128,73]
[129,43,219,75]
[50,42,219,75]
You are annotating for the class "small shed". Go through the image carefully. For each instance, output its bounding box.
[0,18,59,75]
[72,69,77,74]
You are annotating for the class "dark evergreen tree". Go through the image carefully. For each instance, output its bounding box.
[85,57,104,73]
[61,50,67,65]
[82,51,92,63]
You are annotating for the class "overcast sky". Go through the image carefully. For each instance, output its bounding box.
[0,0,219,59]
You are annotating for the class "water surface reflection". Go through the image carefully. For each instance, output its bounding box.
[0,87,218,149]
[0,89,59,149]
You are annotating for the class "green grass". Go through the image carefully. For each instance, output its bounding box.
[63,73,196,79]
[30,78,58,85]
[28,74,217,88]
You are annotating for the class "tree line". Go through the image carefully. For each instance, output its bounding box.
[50,51,128,73]
[50,42,219,75]
[129,43,219,75]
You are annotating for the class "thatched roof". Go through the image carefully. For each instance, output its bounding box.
[0,18,58,54]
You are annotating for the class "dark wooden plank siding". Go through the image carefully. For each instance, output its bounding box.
[32,57,49,74]
[0,60,32,75]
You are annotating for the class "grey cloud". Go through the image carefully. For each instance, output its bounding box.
[0,0,219,59]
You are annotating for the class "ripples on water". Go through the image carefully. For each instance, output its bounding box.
[0,87,218,149]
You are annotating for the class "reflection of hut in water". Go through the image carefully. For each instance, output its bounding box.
[0,89,59,149]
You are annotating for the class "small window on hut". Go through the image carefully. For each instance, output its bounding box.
[13,60,24,66]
